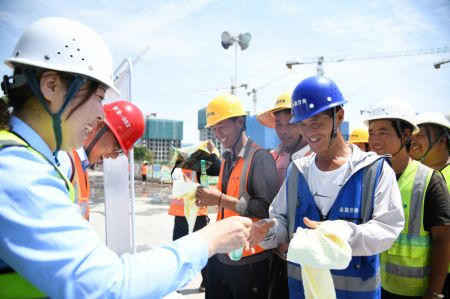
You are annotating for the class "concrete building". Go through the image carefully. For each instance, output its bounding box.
[142,118,183,163]
[198,107,223,153]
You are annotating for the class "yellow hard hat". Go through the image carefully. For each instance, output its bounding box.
[348,127,369,144]
[256,91,292,128]
[205,94,246,128]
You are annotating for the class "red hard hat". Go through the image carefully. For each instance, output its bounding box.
[103,100,145,155]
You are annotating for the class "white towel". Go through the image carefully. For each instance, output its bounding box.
[287,221,352,299]
[171,180,200,234]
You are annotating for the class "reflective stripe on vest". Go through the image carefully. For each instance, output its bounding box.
[72,149,91,221]
[216,139,266,260]
[286,158,383,298]
[0,130,75,298]
[287,264,381,292]
[168,169,208,216]
[381,160,433,296]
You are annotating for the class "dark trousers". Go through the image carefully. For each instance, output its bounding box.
[172,215,209,287]
[268,254,289,299]
[205,255,270,299]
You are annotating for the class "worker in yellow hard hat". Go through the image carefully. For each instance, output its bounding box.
[348,126,370,152]
[196,94,279,299]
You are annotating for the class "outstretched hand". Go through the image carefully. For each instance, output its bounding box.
[249,218,276,251]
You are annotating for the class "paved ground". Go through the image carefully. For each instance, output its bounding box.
[89,181,211,298]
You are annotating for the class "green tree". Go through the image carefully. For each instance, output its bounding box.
[133,145,154,164]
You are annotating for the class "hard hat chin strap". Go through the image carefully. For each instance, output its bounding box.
[23,68,85,158]
[84,125,108,162]
[419,126,446,162]
[231,123,245,161]
[391,119,411,157]
[328,107,337,149]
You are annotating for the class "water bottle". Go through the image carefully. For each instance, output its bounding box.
[228,246,244,261]
[200,159,209,188]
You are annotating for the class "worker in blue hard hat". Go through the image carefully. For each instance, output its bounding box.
[250,75,404,298]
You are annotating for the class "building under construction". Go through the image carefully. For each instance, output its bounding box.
[142,118,183,162]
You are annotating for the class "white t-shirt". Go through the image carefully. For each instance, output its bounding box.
[308,156,349,217]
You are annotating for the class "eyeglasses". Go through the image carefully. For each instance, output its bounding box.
[112,139,125,155]
[113,147,124,155]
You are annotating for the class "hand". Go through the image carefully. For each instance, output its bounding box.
[249,218,276,248]
[206,139,216,153]
[198,216,252,256]
[195,186,221,207]
[275,242,289,260]
[303,217,321,229]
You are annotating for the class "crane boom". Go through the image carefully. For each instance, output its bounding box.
[286,47,450,74]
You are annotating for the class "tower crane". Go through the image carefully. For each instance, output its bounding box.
[247,72,296,114]
[285,47,450,75]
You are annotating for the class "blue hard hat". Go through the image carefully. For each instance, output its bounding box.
[290,76,347,124]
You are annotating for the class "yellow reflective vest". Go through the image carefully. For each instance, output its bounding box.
[381,160,433,296]
[0,130,75,298]
[440,163,450,273]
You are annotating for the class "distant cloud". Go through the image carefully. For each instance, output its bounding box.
[270,0,303,15]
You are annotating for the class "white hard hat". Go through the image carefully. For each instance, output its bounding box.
[364,98,420,135]
[415,112,450,130]
[5,17,118,94]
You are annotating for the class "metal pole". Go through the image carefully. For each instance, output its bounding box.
[111,58,137,254]
[235,43,238,95]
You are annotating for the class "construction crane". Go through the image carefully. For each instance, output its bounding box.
[191,79,249,95]
[247,72,296,114]
[132,46,151,66]
[286,47,450,75]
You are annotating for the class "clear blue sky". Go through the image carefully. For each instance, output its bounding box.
[1,0,450,144]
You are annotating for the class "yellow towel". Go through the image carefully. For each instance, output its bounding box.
[287,221,352,299]
[171,180,200,234]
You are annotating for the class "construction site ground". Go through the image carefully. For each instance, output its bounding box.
[89,174,212,298]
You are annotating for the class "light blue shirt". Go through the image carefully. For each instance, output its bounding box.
[57,148,90,180]
[0,116,208,298]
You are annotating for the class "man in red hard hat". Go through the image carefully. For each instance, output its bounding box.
[59,100,145,220]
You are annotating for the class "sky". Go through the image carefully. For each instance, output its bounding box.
[1,0,450,144]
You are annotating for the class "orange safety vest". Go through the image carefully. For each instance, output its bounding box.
[217,141,265,257]
[71,149,90,221]
[168,169,208,216]
[141,164,148,175]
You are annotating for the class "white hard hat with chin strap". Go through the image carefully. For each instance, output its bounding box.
[364,98,419,156]
[415,111,450,161]
[2,17,117,157]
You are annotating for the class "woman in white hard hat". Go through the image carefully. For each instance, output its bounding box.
[0,17,251,298]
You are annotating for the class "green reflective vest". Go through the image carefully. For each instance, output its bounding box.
[381,160,433,296]
[0,130,75,299]
[439,163,450,273]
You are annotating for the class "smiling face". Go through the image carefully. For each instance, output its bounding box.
[274,110,303,151]
[297,109,343,154]
[84,124,123,164]
[368,119,402,155]
[211,117,244,150]
[409,125,446,160]
[60,82,106,150]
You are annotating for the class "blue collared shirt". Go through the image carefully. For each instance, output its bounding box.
[0,116,208,298]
